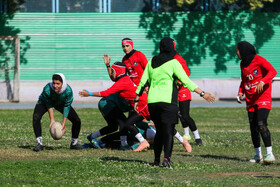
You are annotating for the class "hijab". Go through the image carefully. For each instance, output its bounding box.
[50,73,67,94]
[237,41,256,67]
[152,37,177,68]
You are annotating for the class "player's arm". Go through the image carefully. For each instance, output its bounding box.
[103,54,116,81]
[48,108,55,128]
[79,90,101,97]
[61,117,67,135]
[255,58,277,94]
[174,60,215,103]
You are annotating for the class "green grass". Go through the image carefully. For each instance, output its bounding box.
[0,107,280,186]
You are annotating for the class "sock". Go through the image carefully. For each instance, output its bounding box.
[174,131,184,143]
[120,136,128,146]
[71,138,78,145]
[36,136,43,145]
[255,147,262,156]
[183,127,190,137]
[192,130,200,139]
[135,133,145,143]
[266,146,272,155]
[91,131,101,139]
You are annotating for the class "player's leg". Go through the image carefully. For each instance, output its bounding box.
[148,103,163,166]
[248,111,262,163]
[121,112,150,152]
[66,107,83,150]
[173,129,192,152]
[257,108,275,163]
[32,103,48,151]
[88,107,127,148]
[179,100,202,145]
[161,103,178,169]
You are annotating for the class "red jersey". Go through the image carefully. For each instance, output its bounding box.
[99,76,150,119]
[122,50,148,86]
[174,54,192,101]
[238,55,277,112]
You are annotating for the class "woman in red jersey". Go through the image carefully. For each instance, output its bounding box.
[236,41,277,164]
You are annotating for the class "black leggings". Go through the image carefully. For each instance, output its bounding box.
[100,107,127,136]
[148,102,178,162]
[33,103,81,138]
[179,100,197,131]
[248,108,271,148]
[119,111,144,136]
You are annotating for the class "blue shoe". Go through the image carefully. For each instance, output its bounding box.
[82,143,92,149]
[120,144,131,151]
[131,143,139,150]
[91,138,101,149]
[87,134,92,142]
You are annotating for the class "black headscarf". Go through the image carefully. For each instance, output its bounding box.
[152,37,177,68]
[237,41,256,67]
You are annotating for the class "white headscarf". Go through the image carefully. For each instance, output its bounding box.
[50,73,67,94]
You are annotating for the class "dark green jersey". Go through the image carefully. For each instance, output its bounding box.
[37,83,73,118]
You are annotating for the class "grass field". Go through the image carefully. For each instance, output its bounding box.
[0,107,279,186]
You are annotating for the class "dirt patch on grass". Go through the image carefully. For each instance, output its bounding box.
[206,171,280,179]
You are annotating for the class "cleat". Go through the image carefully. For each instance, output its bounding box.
[162,158,173,169]
[249,154,263,163]
[195,138,203,146]
[182,137,192,152]
[90,138,101,149]
[70,143,84,150]
[130,143,139,150]
[33,144,44,152]
[263,153,275,164]
[183,134,191,141]
[120,144,132,151]
[151,160,160,167]
[133,140,150,152]
[87,134,93,142]
[82,143,92,149]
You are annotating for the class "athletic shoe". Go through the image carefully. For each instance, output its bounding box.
[33,144,44,152]
[151,160,160,167]
[263,153,275,164]
[183,134,191,141]
[130,143,139,150]
[87,134,93,142]
[182,137,192,152]
[70,143,84,150]
[120,144,132,151]
[249,154,263,163]
[90,138,101,149]
[162,158,173,169]
[82,143,92,149]
[133,140,150,152]
[195,138,203,146]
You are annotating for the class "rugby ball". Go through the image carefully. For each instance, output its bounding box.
[50,122,63,140]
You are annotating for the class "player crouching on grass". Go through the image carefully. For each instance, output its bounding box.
[79,62,150,152]
[32,73,84,152]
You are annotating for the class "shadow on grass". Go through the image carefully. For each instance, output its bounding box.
[179,153,246,162]
[100,156,150,165]
[18,145,64,151]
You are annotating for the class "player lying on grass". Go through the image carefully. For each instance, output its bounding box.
[82,119,191,152]
[32,73,83,152]
[79,62,151,152]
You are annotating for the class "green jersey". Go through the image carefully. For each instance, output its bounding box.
[37,83,73,118]
[136,58,198,104]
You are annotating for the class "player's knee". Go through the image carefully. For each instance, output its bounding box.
[258,121,268,132]
[98,98,108,111]
[33,113,41,122]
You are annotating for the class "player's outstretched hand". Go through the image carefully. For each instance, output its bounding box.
[79,90,89,97]
[103,54,111,66]
[203,92,215,103]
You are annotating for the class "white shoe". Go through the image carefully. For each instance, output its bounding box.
[263,153,275,164]
[249,154,263,163]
